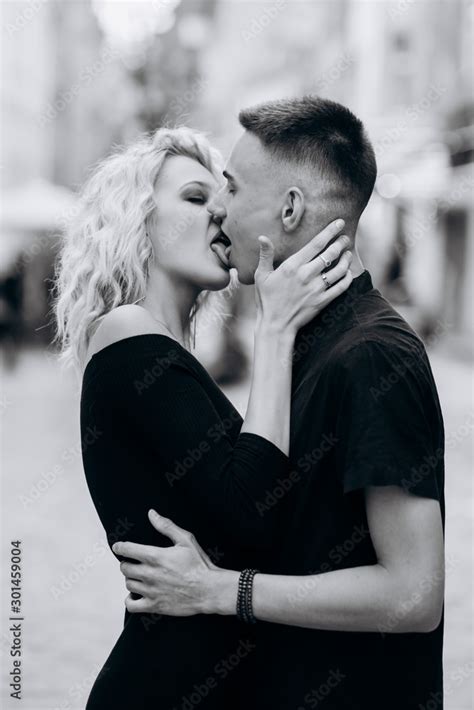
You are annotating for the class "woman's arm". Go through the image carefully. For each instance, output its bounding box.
[240,221,351,455]
[240,320,294,456]
[92,221,351,548]
[114,486,444,634]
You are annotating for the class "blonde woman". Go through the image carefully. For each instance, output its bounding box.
[55,126,352,708]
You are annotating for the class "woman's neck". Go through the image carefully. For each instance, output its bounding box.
[140,270,200,347]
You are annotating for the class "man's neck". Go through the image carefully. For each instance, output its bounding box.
[348,249,365,278]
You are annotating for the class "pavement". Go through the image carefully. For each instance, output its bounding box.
[0,343,472,709]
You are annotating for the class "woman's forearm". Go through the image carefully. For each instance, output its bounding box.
[238,223,351,456]
[240,320,295,455]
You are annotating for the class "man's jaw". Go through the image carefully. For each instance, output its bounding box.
[217,224,259,284]
[232,252,257,285]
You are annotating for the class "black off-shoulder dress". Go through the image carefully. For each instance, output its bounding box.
[80,334,289,709]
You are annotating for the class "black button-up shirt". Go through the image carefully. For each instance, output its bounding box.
[254,270,445,710]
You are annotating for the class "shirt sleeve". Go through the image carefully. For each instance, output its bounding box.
[110,353,289,548]
[333,339,443,500]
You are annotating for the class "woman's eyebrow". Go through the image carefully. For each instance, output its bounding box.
[180,180,211,190]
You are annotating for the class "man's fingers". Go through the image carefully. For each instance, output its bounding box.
[148,509,192,545]
[125,593,152,614]
[288,218,345,267]
[112,540,160,563]
[120,561,146,580]
[125,577,148,595]
[112,511,200,561]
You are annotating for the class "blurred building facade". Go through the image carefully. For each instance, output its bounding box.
[192,0,473,346]
[1,0,472,357]
[0,0,217,352]
[1,0,127,347]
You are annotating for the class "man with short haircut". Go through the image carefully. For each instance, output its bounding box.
[116,96,445,709]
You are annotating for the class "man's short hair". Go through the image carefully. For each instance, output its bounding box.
[239,95,377,214]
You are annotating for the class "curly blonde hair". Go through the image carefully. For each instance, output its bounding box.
[54,127,223,372]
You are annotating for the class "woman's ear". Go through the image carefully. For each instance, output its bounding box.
[281,187,305,232]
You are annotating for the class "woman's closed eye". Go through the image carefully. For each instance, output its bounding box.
[185,193,207,205]
[180,184,209,205]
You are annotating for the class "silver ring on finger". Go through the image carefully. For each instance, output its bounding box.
[321,272,331,290]
[319,254,332,269]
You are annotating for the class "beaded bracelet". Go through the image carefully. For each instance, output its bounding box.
[236,568,259,624]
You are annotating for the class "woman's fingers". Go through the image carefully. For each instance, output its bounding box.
[321,269,354,303]
[298,235,351,283]
[320,249,353,287]
[286,218,345,268]
[255,236,275,278]
[306,234,351,277]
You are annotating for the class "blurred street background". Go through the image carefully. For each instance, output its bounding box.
[1,1,473,708]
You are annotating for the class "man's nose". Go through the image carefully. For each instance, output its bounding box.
[207,188,226,221]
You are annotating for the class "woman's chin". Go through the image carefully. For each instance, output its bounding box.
[208,272,232,291]
[196,268,231,292]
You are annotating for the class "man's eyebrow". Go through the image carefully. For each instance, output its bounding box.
[222,170,237,184]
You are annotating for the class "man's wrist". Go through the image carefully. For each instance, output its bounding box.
[201,568,239,616]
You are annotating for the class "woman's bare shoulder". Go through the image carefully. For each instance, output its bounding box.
[86,305,167,361]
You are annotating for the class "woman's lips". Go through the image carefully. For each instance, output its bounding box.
[210,241,230,268]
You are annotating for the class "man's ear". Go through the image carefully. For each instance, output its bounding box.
[281,187,305,232]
